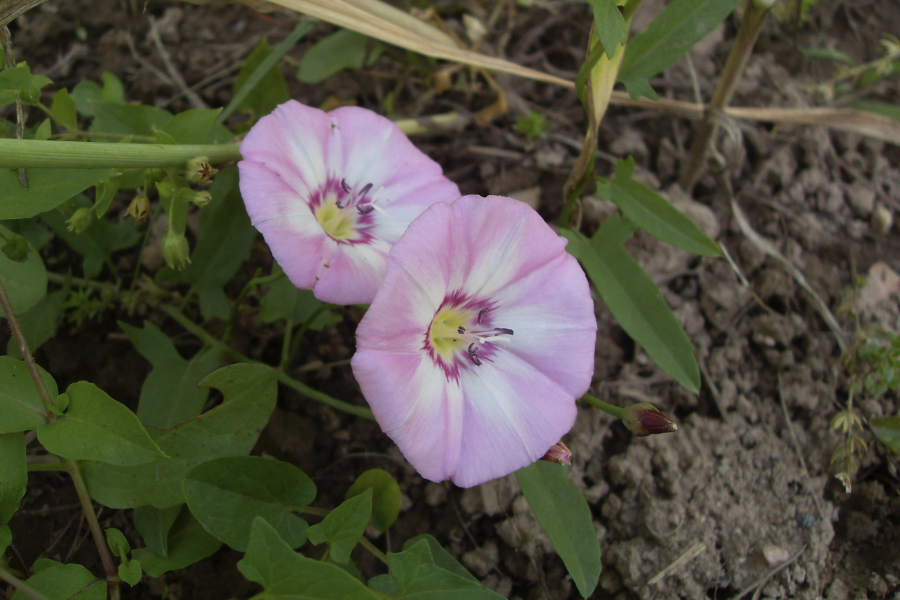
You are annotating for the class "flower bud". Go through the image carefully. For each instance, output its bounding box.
[185,156,217,185]
[621,402,678,437]
[162,230,191,270]
[1,235,30,263]
[126,194,151,223]
[190,190,212,208]
[540,441,572,465]
[66,207,93,234]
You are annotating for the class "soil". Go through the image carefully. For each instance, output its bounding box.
[4,0,900,599]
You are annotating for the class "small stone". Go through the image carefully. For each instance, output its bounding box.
[761,544,790,566]
[462,541,498,577]
[872,204,893,235]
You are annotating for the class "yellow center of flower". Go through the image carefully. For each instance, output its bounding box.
[316,193,357,241]
[428,307,471,359]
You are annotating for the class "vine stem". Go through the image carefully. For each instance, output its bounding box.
[579,393,626,420]
[358,537,389,566]
[158,304,375,420]
[0,567,53,600]
[0,139,242,169]
[678,0,773,190]
[0,275,120,599]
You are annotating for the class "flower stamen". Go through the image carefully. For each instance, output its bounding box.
[477,308,489,324]
[467,343,482,366]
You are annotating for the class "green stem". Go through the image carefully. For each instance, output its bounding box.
[286,304,329,367]
[0,567,53,600]
[678,0,772,190]
[0,139,242,169]
[221,271,283,344]
[129,201,162,292]
[280,314,295,369]
[158,303,375,420]
[580,393,626,420]
[358,537,389,566]
[290,505,329,517]
[558,147,595,229]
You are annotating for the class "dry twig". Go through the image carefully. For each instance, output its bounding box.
[147,15,208,109]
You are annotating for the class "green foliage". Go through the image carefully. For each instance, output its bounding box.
[229,38,291,126]
[297,29,370,84]
[50,88,78,132]
[0,525,10,555]
[0,64,52,105]
[259,263,342,330]
[237,517,381,600]
[106,528,143,585]
[37,381,167,465]
[516,461,602,598]
[854,332,900,398]
[0,432,26,524]
[90,101,172,137]
[871,416,900,453]
[599,157,720,256]
[0,167,116,220]
[134,506,222,576]
[307,489,372,564]
[585,0,628,58]
[346,469,401,532]
[849,99,900,123]
[133,504,182,558]
[0,355,57,434]
[72,72,125,116]
[514,110,550,142]
[183,455,316,551]
[81,364,277,508]
[618,0,741,98]
[387,537,505,599]
[10,560,105,600]
[170,167,257,320]
[0,224,46,317]
[120,320,221,428]
[563,226,701,392]
[160,108,232,144]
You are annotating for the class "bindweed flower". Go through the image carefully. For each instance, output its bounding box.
[238,100,460,305]
[541,441,572,466]
[351,195,597,488]
[621,402,678,437]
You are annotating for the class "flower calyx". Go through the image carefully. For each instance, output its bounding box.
[540,441,572,466]
[162,230,191,270]
[126,194,151,223]
[185,156,217,185]
[66,207,93,234]
[621,402,678,437]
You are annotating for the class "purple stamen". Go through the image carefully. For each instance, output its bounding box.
[336,198,345,208]
[467,343,482,366]
[494,328,514,335]
[340,178,351,193]
[357,205,375,215]
[360,182,373,197]
[477,308,489,324]
[458,326,466,334]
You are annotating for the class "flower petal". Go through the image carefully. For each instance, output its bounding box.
[351,349,463,482]
[451,350,578,488]
[239,100,333,197]
[312,239,391,305]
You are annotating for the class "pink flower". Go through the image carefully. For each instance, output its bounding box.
[351,195,597,487]
[238,100,460,305]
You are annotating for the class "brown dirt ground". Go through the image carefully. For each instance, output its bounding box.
[4,0,900,599]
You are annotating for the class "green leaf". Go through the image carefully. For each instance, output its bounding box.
[848,99,900,123]
[0,224,46,317]
[0,66,51,104]
[258,263,341,330]
[563,229,700,392]
[0,525,11,555]
[297,29,369,84]
[621,77,659,101]
[34,118,51,141]
[176,168,256,320]
[585,0,628,59]
[161,108,231,144]
[37,381,167,465]
[307,489,372,564]
[0,167,117,220]
[90,101,173,137]
[387,538,505,599]
[42,195,139,278]
[602,157,720,256]
[516,461,601,598]
[183,455,316,552]
[6,289,65,358]
[80,364,277,508]
[0,432,26,523]
[872,416,900,452]
[134,506,222,576]
[11,561,105,600]
[346,469,400,532]
[227,38,290,124]
[92,176,120,217]
[402,534,480,582]
[237,517,381,600]
[367,574,396,595]
[72,80,102,117]
[50,89,78,132]
[801,46,856,66]
[101,72,125,104]
[133,504,182,558]
[106,527,131,558]
[118,558,142,586]
[0,355,57,434]
[594,213,636,247]
[618,0,741,82]
[120,320,221,429]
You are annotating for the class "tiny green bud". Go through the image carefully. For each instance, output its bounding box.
[66,207,93,234]
[1,235,30,263]
[621,402,678,437]
[162,230,191,270]
[185,156,217,185]
[190,190,212,208]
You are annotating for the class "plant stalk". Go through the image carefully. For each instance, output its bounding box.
[679,0,772,190]
[580,393,626,420]
[0,139,242,169]
[0,567,52,600]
